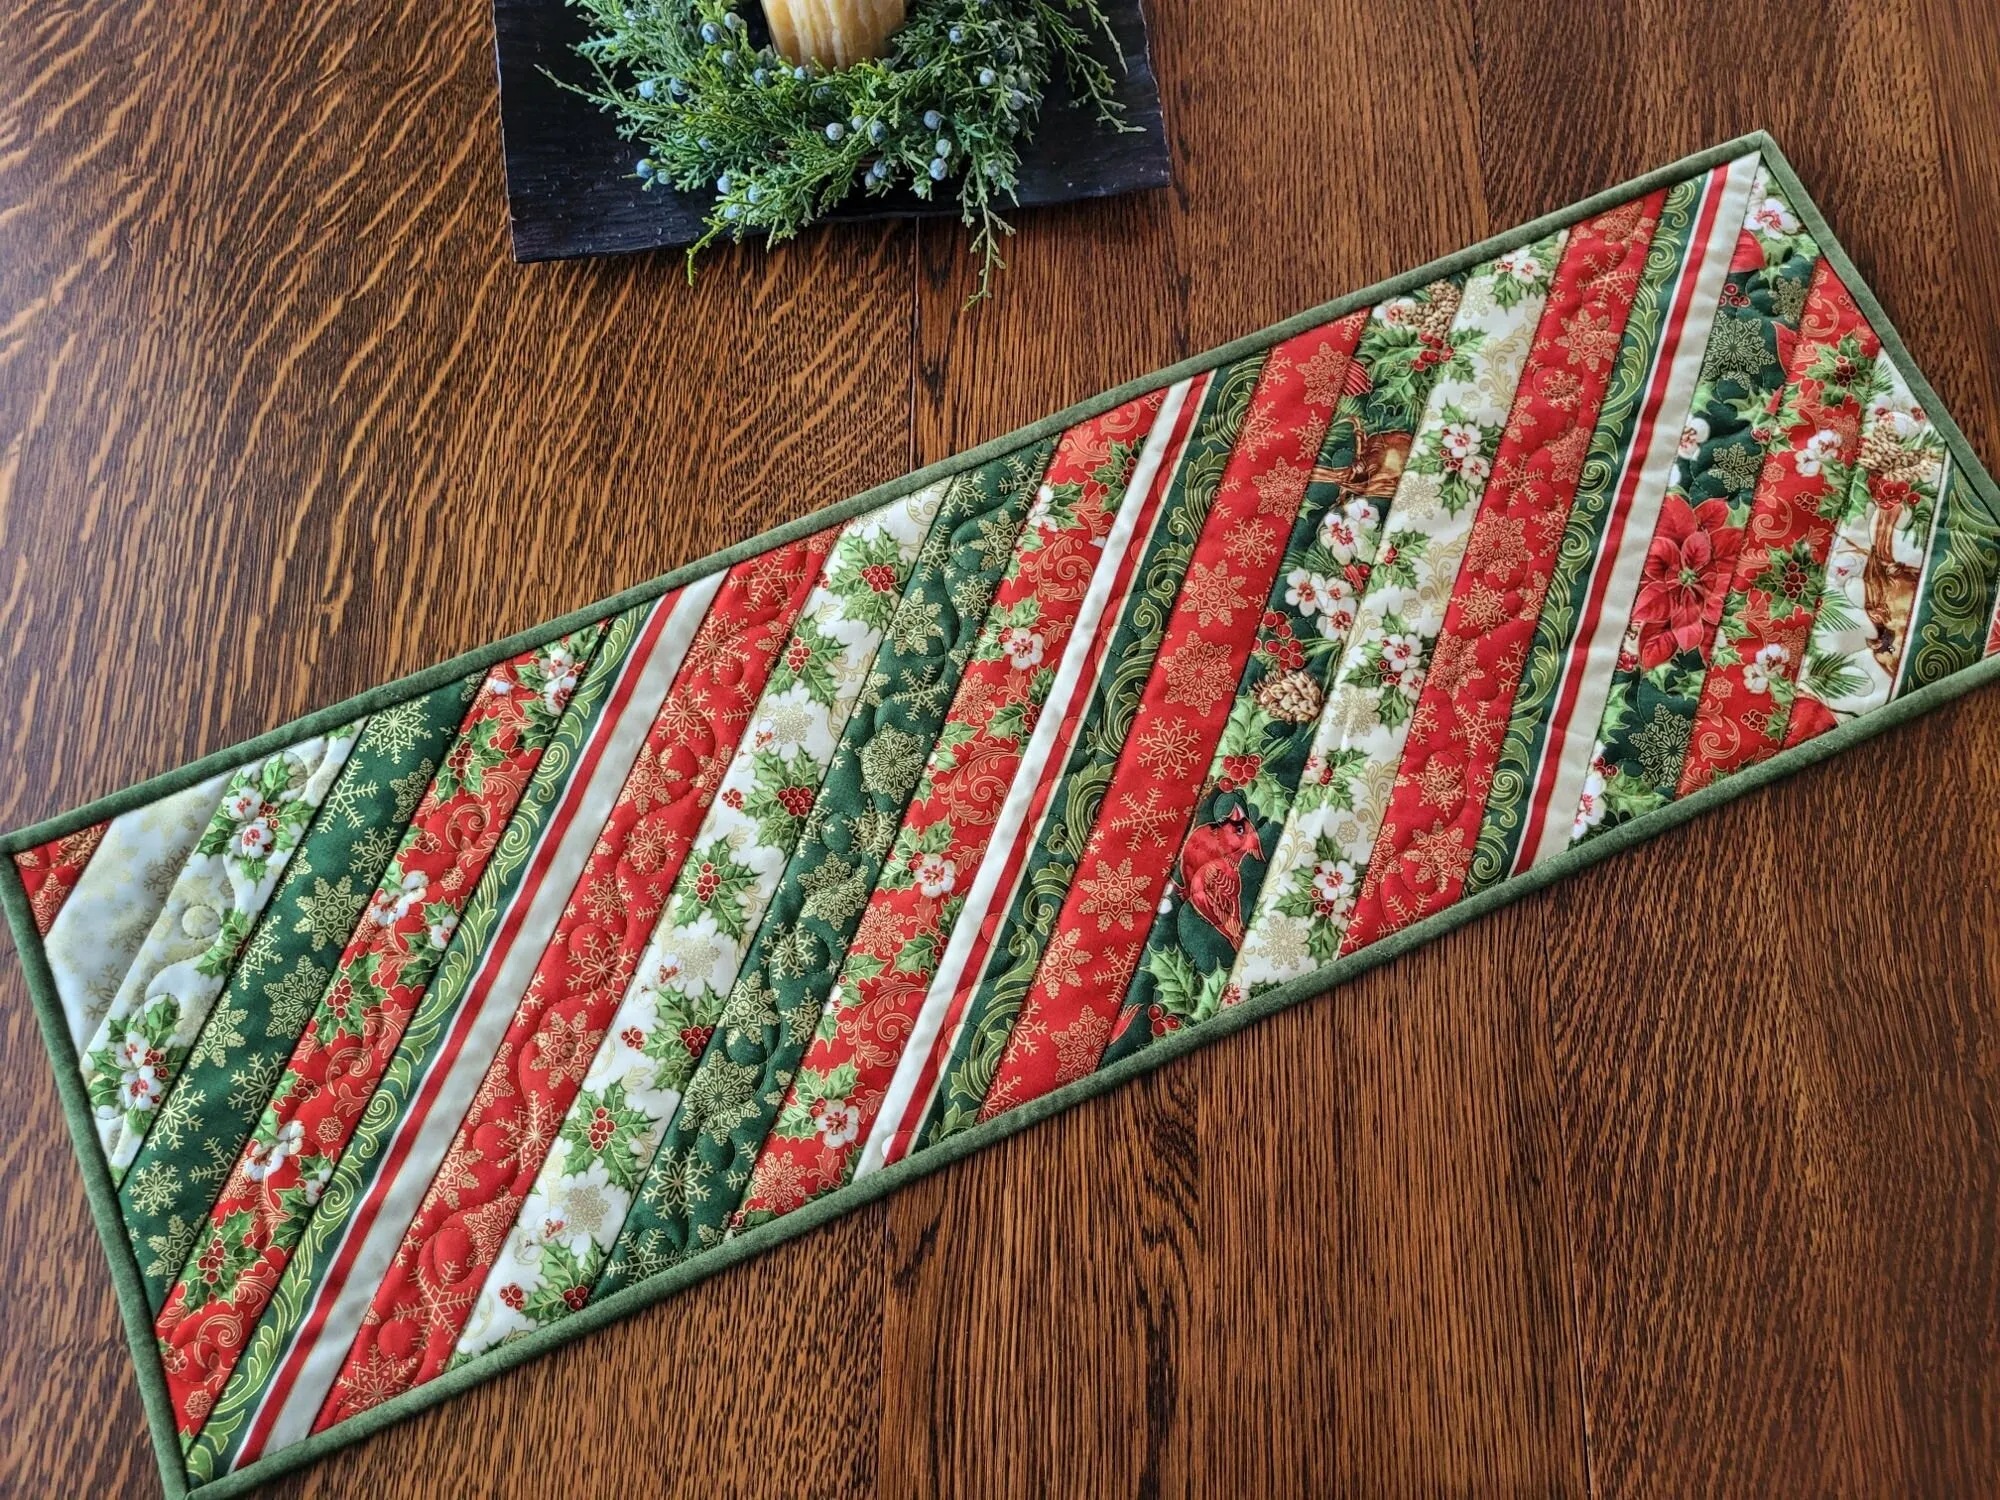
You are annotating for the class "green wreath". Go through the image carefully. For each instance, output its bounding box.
[569,0,1129,294]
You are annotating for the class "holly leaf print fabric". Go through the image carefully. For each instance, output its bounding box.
[81,731,362,1178]
[119,677,479,1312]
[446,490,942,1362]
[1104,281,1467,1064]
[11,142,2000,1500]
[739,392,1168,1222]
[154,627,608,1441]
[1227,235,1565,996]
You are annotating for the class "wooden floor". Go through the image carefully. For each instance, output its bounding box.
[2,0,1998,1494]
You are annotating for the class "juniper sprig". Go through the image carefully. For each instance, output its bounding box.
[568,0,1129,297]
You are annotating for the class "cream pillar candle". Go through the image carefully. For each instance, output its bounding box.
[762,0,907,69]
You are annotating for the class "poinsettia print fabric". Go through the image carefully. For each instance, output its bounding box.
[81,732,361,1178]
[973,319,1363,1114]
[120,678,478,1314]
[45,769,235,1053]
[446,491,942,1362]
[15,821,108,935]
[1340,197,1663,950]
[740,393,1168,1221]
[1576,167,1822,840]
[859,377,1212,1176]
[154,626,608,1440]
[1227,236,1564,995]
[1471,154,1759,882]
[1102,282,1469,1065]
[1677,260,1880,789]
[315,539,831,1423]
[596,449,1048,1290]
[909,357,1266,1149]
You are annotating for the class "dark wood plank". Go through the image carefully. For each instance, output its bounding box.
[3,0,2000,1496]
[495,0,1172,262]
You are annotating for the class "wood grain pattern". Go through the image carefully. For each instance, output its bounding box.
[1,0,1996,1495]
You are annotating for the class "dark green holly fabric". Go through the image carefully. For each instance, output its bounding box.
[913,355,1265,1148]
[117,675,478,1311]
[594,444,1050,1288]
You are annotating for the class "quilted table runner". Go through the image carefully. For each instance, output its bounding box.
[6,133,1999,1498]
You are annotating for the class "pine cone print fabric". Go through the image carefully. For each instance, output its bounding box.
[8,138,2000,1498]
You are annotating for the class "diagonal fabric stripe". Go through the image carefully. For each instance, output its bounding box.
[1340,195,1665,952]
[1574,165,1822,841]
[192,605,665,1476]
[120,677,479,1313]
[594,445,1051,1291]
[739,390,1170,1222]
[281,581,717,1431]
[975,318,1364,1115]
[309,536,834,1427]
[45,770,236,1055]
[907,356,1266,1151]
[1786,357,1949,740]
[429,489,944,1368]
[856,375,1207,1177]
[14,821,108,936]
[82,732,361,1179]
[1480,152,1757,878]
[155,624,613,1443]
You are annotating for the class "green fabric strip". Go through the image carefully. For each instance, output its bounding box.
[119,680,477,1312]
[184,605,644,1482]
[1581,173,1821,840]
[594,443,1050,1290]
[1900,454,2000,689]
[1467,174,1704,888]
[913,354,1266,1149]
[1101,279,1468,1066]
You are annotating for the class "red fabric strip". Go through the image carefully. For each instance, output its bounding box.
[15,821,109,935]
[1679,260,1877,790]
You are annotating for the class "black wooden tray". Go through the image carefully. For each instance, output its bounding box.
[492,0,1172,263]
